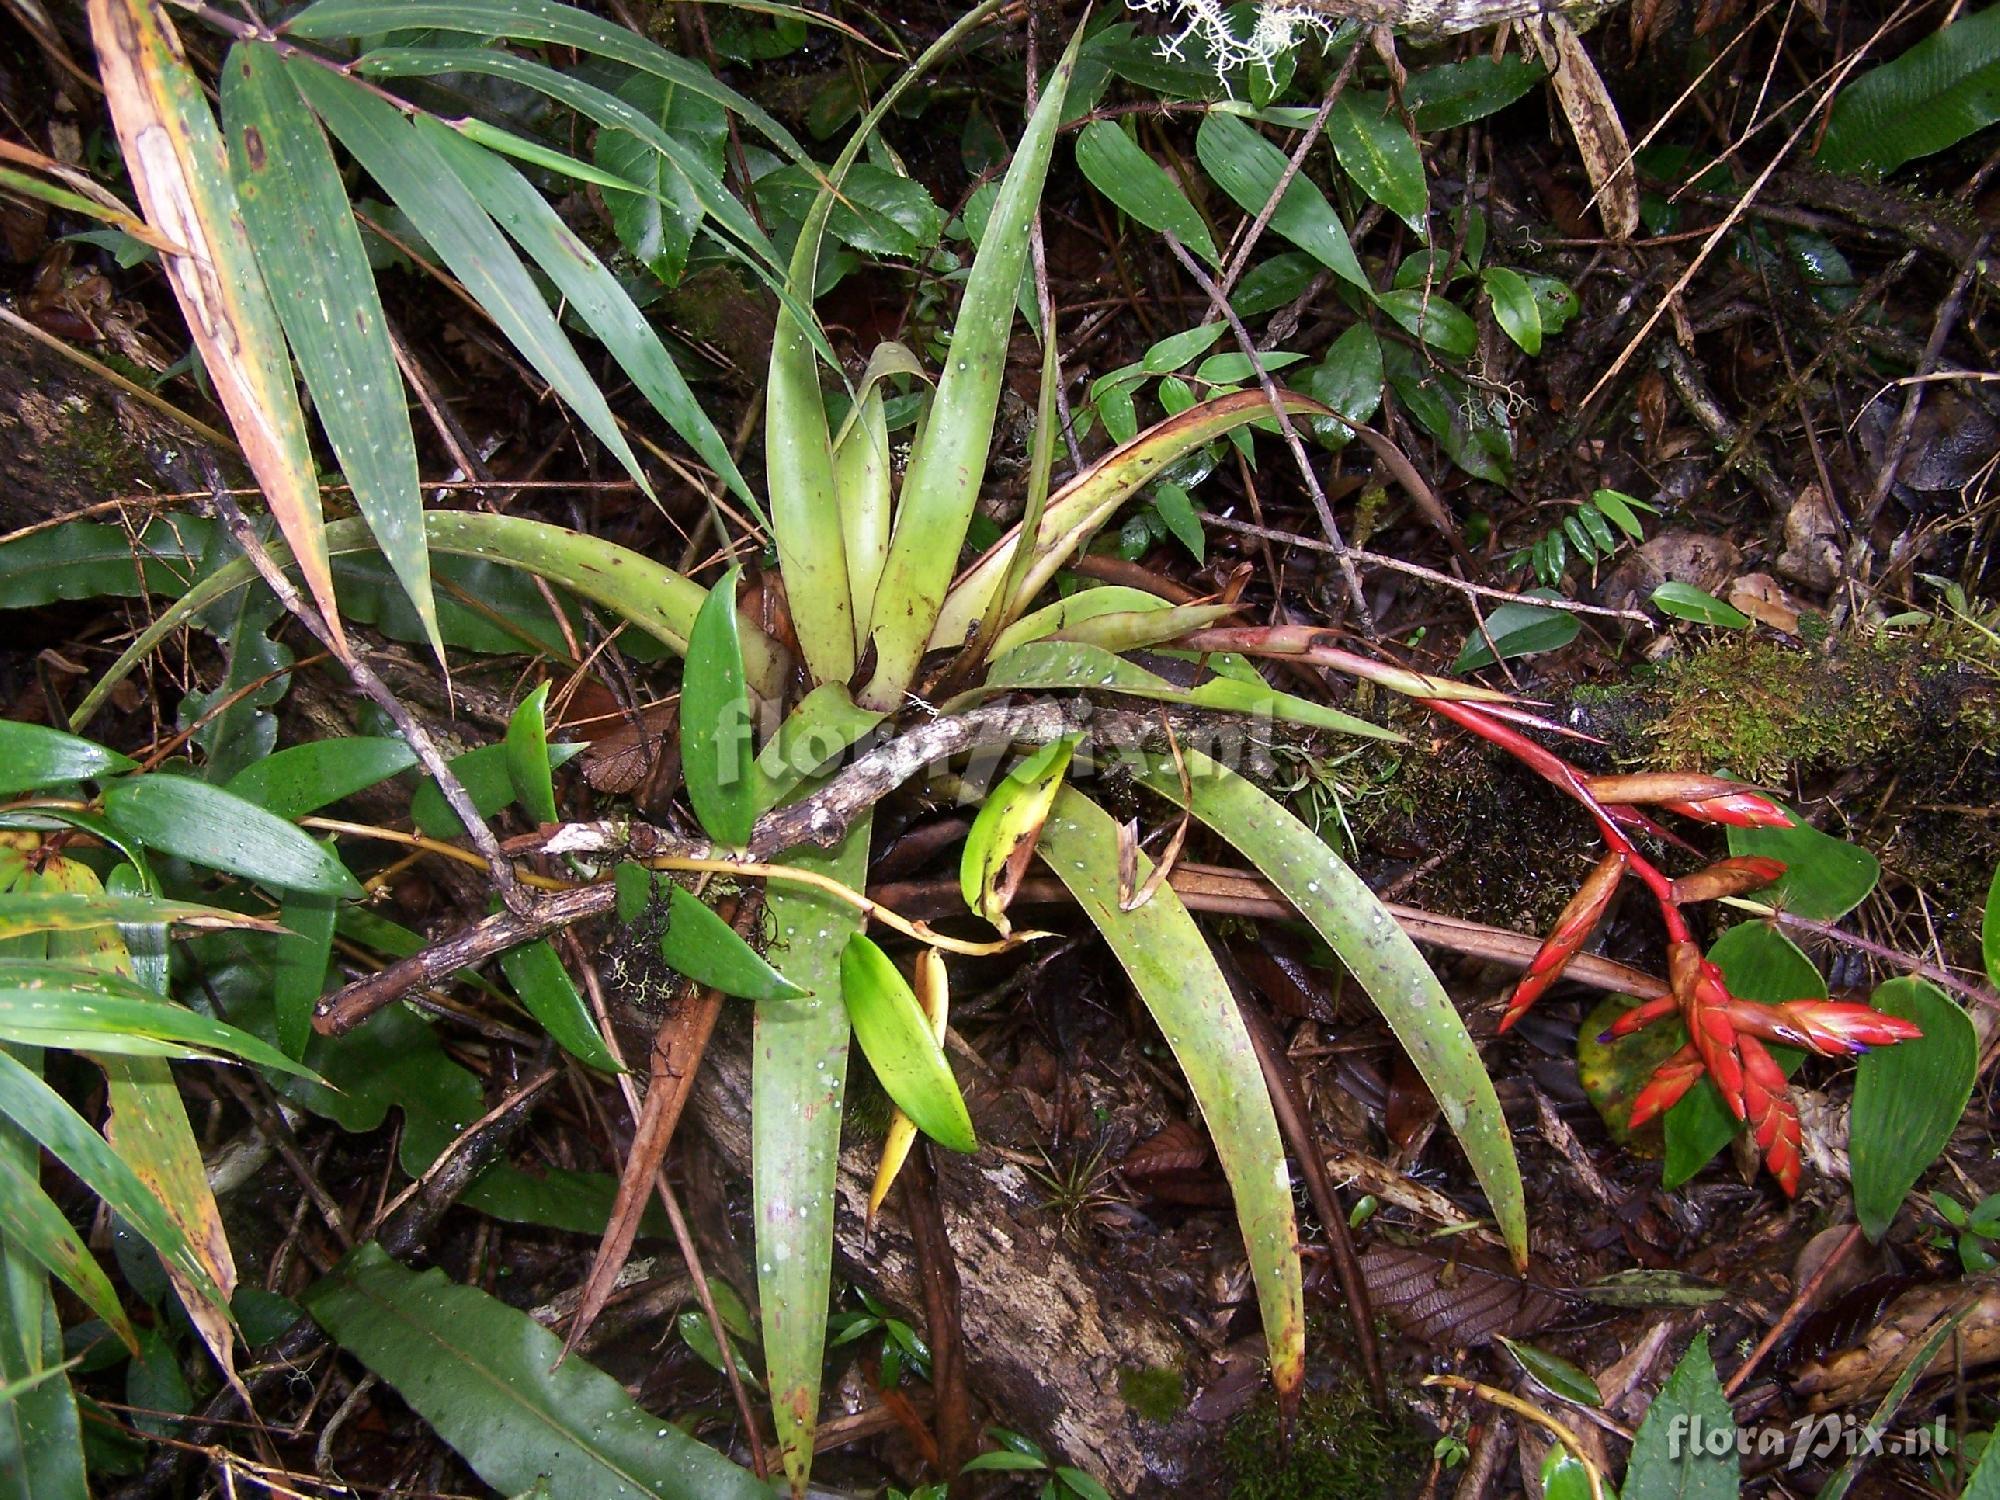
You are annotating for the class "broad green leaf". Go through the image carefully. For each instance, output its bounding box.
[839,935,976,1153]
[0,723,132,795]
[0,966,313,1077]
[288,0,809,162]
[755,817,869,1494]
[504,683,559,828]
[0,892,270,939]
[1621,1333,1737,1500]
[1385,344,1512,484]
[1130,752,1526,1267]
[496,939,621,1071]
[88,0,337,647]
[67,515,769,726]
[1195,112,1368,293]
[415,118,764,528]
[223,42,437,658]
[1727,802,1881,921]
[1230,251,1320,317]
[1406,55,1547,130]
[681,566,755,846]
[303,1242,766,1500]
[1850,978,1975,1241]
[1497,1335,1602,1406]
[1818,6,2000,176]
[0,514,209,610]
[1298,322,1384,450]
[977,640,1398,743]
[1482,266,1542,356]
[1650,581,1751,628]
[102,775,360,898]
[1075,121,1219,266]
[1038,788,1305,1395]
[0,1148,135,1352]
[593,72,723,287]
[960,738,1077,933]
[1663,924,1817,1188]
[1375,289,1478,359]
[411,741,588,839]
[758,162,943,260]
[286,62,653,501]
[1451,599,1579,673]
[273,890,335,1059]
[932,389,1335,650]
[657,885,806,1002]
[0,1047,221,1309]
[226,736,415,820]
[1327,94,1427,234]
[859,28,1082,709]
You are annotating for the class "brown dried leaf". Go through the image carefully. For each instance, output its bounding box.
[1531,17,1640,240]
[1359,1242,1569,1347]
[1793,1274,1998,1408]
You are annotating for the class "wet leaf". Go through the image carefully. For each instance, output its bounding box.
[1196,112,1367,292]
[1727,801,1880,921]
[1482,266,1542,355]
[1497,1335,1603,1406]
[0,722,133,795]
[496,939,620,1072]
[226,736,416,820]
[1452,599,1579,673]
[1651,581,1752,627]
[1075,120,1218,267]
[1818,6,2000,176]
[410,741,588,839]
[1327,93,1427,234]
[1406,55,1546,130]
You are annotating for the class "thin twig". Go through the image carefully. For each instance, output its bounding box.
[204,470,531,913]
[1164,232,1375,632]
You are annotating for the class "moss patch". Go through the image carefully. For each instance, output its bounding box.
[1118,1364,1187,1423]
[1221,1379,1430,1500]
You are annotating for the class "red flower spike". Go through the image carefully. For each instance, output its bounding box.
[1737,1034,1803,1195]
[1660,791,1793,829]
[1499,852,1627,1031]
[1628,1043,1704,1128]
[1724,999,1925,1056]
[1600,992,1680,1040]
[1672,856,1788,904]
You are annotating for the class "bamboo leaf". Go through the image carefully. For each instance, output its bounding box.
[273,889,335,1059]
[858,28,1082,709]
[222,42,437,658]
[225,736,417,821]
[414,118,762,527]
[87,0,338,648]
[288,0,811,163]
[1129,753,1528,1268]
[0,1166,90,1500]
[1037,788,1305,1398]
[302,1242,767,1500]
[0,964,315,1078]
[0,1148,136,1353]
[284,61,653,500]
[102,775,361,898]
[1195,112,1369,293]
[754,818,869,1495]
[839,934,976,1153]
[1074,120,1219,266]
[0,892,271,940]
[681,566,756,847]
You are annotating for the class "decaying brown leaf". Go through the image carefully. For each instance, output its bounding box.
[1531,16,1640,240]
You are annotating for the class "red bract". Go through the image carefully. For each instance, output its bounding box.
[1724,999,1925,1056]
[1499,852,1626,1031]
[1628,1043,1703,1127]
[1672,855,1788,904]
[1658,791,1793,829]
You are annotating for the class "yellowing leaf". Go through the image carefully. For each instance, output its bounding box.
[959,736,1078,934]
[839,934,975,1154]
[87,0,339,647]
[867,948,948,1224]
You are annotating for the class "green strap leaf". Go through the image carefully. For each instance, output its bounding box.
[284,61,653,500]
[0,892,272,939]
[754,818,870,1495]
[1128,752,1528,1268]
[273,889,336,1059]
[681,566,756,846]
[223,42,438,659]
[858,27,1083,709]
[839,934,976,1152]
[302,1242,768,1500]
[0,964,316,1079]
[1036,788,1305,1398]
[226,735,418,821]
[102,775,361,898]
